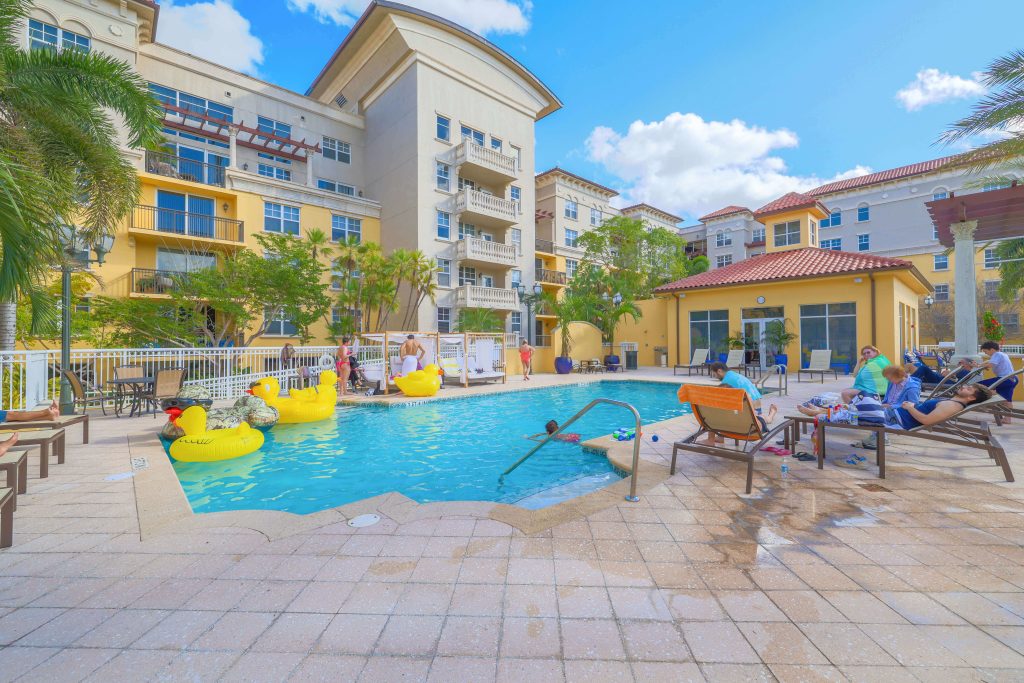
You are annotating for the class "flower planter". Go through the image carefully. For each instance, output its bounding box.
[554,357,574,374]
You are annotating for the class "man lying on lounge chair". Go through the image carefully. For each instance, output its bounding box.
[886,384,991,429]
[0,400,59,424]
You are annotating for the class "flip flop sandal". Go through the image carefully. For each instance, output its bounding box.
[795,454,816,462]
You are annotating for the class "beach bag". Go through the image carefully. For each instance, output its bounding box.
[850,393,885,424]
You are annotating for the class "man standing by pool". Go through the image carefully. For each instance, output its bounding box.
[399,334,426,375]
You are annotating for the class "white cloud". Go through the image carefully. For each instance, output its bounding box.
[287,0,531,35]
[159,0,264,76]
[896,68,986,112]
[586,112,871,220]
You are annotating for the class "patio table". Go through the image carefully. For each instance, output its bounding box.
[107,377,155,417]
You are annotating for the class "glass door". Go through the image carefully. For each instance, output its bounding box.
[741,307,785,368]
[156,190,186,233]
[187,196,215,238]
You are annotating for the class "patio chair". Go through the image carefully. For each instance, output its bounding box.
[671,384,793,494]
[798,350,837,383]
[923,366,986,400]
[588,358,606,373]
[141,367,186,417]
[674,348,709,376]
[62,369,113,416]
[794,395,1013,481]
[978,368,1024,424]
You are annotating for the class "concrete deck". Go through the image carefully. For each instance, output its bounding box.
[2,367,1024,682]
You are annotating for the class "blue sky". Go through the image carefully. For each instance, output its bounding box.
[160,0,1024,221]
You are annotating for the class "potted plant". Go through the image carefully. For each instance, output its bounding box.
[983,311,1006,343]
[764,319,798,370]
[547,291,582,374]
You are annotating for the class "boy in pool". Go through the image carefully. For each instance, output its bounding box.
[529,419,581,443]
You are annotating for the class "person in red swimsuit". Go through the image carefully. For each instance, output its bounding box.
[519,339,534,381]
[336,337,352,396]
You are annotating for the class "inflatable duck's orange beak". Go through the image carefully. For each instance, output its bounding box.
[164,407,183,423]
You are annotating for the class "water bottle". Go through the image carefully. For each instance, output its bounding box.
[780,455,789,478]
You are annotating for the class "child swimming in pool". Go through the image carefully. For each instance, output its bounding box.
[544,420,581,442]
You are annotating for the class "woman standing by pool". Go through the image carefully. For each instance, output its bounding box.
[519,339,534,380]
[336,338,353,396]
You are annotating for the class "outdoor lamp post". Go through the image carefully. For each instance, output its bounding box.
[924,294,934,309]
[57,225,113,416]
[515,281,543,344]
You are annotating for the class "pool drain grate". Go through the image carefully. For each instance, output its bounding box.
[347,514,381,528]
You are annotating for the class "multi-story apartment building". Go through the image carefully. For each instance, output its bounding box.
[680,156,1023,339]
[23,0,559,342]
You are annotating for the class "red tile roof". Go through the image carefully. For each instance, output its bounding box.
[619,203,683,224]
[753,192,827,218]
[699,205,751,222]
[654,247,920,293]
[808,155,961,196]
[535,167,619,197]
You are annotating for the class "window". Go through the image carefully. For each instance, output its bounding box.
[156,248,215,273]
[716,255,732,268]
[511,186,521,202]
[690,310,730,360]
[437,307,452,333]
[458,265,477,286]
[436,162,450,191]
[322,136,351,164]
[799,302,856,370]
[715,232,732,248]
[265,308,297,336]
[510,228,522,255]
[29,19,90,53]
[933,253,949,270]
[1004,313,1020,333]
[565,228,579,248]
[564,200,578,220]
[317,179,355,196]
[933,189,948,201]
[331,215,361,243]
[460,125,484,146]
[155,190,215,237]
[436,211,451,239]
[264,202,299,235]
[436,115,450,141]
[149,83,232,122]
[985,280,1001,300]
[821,238,842,251]
[565,258,579,280]
[458,222,477,240]
[457,176,477,192]
[820,208,842,228]
[773,220,801,247]
[511,145,522,170]
[591,207,602,226]
[510,311,522,334]
[437,258,451,287]
[857,204,870,222]
[257,163,291,181]
[257,116,291,141]
[933,225,940,240]
[857,234,870,251]
[752,227,766,243]
[490,137,503,151]
[985,248,1001,269]
[257,152,291,165]
[933,283,950,302]
[511,269,522,288]
[984,181,1011,192]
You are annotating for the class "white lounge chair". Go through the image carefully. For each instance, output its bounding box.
[798,350,837,383]
[674,348,709,376]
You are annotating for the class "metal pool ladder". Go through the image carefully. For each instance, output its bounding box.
[500,398,644,503]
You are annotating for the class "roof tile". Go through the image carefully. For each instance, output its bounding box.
[753,192,824,217]
[699,205,751,222]
[809,155,960,196]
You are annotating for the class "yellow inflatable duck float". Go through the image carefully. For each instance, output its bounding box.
[394,363,442,397]
[167,405,264,462]
[249,370,338,423]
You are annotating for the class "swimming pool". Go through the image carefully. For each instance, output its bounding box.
[170,380,691,514]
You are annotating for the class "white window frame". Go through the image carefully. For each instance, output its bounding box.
[984,248,1001,269]
[257,163,291,181]
[565,258,579,280]
[437,307,452,333]
[436,114,451,142]
[460,125,484,146]
[322,136,352,164]
[773,220,801,247]
[436,162,451,192]
[331,215,361,243]
[264,202,299,235]
[933,253,949,271]
[437,258,451,287]
[857,234,870,251]
[933,283,950,302]
[565,228,579,248]
[716,254,733,268]
[821,238,842,251]
[715,231,732,248]
[856,204,870,222]
[436,211,451,239]
[590,207,602,226]
[317,179,355,196]
[564,200,578,220]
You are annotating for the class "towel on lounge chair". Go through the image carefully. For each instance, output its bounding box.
[853,355,891,396]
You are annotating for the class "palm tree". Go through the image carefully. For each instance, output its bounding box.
[399,250,437,329]
[943,50,1024,301]
[455,308,502,333]
[0,0,163,348]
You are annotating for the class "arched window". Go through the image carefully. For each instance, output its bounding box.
[856,203,870,222]
[932,186,949,201]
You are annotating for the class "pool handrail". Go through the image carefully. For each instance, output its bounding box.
[500,398,643,503]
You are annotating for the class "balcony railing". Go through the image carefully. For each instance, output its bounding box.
[145,150,226,187]
[744,239,766,248]
[534,334,552,348]
[535,238,554,254]
[456,284,519,311]
[456,237,518,267]
[454,140,518,181]
[455,189,519,225]
[131,268,188,295]
[132,205,244,243]
[537,268,566,285]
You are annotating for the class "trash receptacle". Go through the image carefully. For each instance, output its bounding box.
[654,346,668,367]
[625,350,638,370]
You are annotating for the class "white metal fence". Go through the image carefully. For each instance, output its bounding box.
[918,344,1024,356]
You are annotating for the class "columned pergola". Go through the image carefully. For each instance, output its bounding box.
[926,183,1024,360]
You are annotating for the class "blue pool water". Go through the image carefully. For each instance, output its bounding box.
[170,380,691,514]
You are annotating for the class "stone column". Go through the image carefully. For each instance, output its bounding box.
[306,152,314,186]
[228,126,238,168]
[951,219,981,362]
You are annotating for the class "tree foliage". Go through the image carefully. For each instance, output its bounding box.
[455,308,503,333]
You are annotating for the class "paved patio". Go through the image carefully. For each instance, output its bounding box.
[2,368,1024,682]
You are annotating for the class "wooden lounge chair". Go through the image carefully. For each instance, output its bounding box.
[798,350,837,383]
[671,385,792,494]
[0,486,12,548]
[0,410,89,444]
[0,430,66,479]
[0,448,28,510]
[588,358,606,373]
[788,395,1013,481]
[674,348,709,376]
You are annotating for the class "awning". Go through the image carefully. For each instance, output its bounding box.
[927,183,1024,247]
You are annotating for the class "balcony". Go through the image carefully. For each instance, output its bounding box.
[535,238,555,254]
[685,239,707,257]
[453,140,518,185]
[456,284,519,311]
[131,205,245,245]
[745,239,766,248]
[456,237,518,267]
[131,268,187,296]
[454,189,519,228]
[537,268,566,286]
[144,150,226,187]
